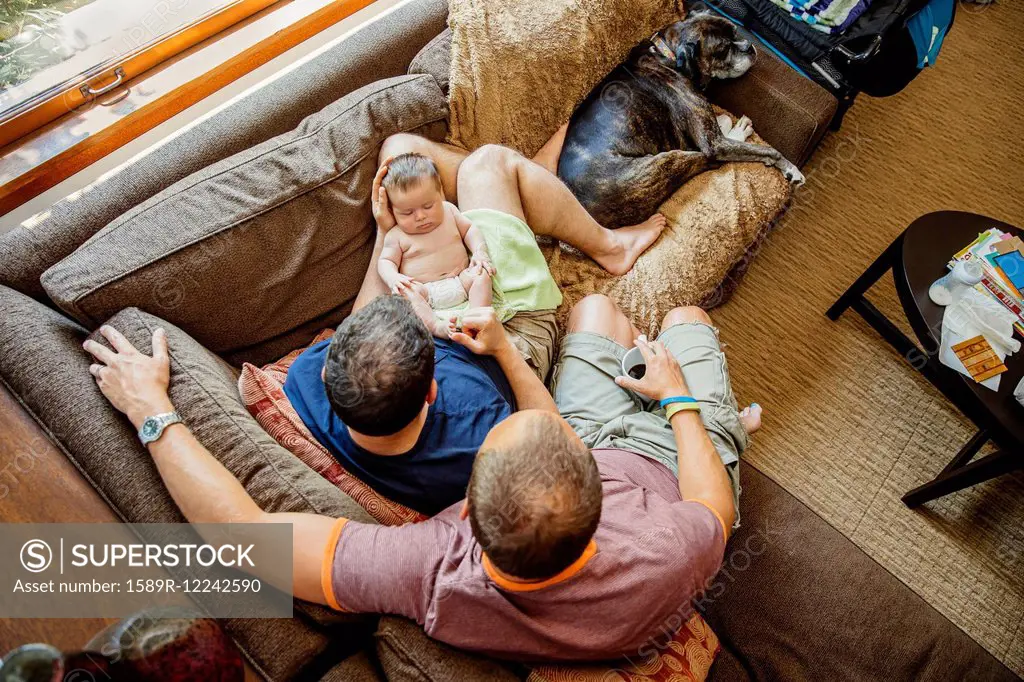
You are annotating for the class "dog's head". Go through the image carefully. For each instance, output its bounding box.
[649,12,755,87]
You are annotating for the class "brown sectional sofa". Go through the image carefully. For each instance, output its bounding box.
[0,0,1017,680]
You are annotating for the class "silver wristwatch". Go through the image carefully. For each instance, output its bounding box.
[138,412,182,446]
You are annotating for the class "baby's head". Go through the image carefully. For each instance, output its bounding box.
[383,153,445,234]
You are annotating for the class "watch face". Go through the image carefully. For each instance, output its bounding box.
[142,420,159,439]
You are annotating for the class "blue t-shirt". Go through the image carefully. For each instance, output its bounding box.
[283,338,515,516]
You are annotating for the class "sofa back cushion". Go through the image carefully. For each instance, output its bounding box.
[41,74,448,367]
[0,0,448,301]
[408,28,452,95]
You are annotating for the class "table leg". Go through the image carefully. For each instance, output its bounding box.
[827,236,902,321]
[938,429,989,475]
[901,447,1022,508]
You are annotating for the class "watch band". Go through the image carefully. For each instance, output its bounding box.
[138,412,182,446]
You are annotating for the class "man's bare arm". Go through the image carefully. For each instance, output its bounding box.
[84,326,334,605]
[449,309,557,414]
[615,337,735,534]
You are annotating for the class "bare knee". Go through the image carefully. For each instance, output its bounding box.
[567,295,638,347]
[462,144,523,174]
[661,306,712,331]
[380,133,431,164]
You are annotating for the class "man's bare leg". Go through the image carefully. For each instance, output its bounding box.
[533,123,568,175]
[458,144,666,276]
[379,133,469,203]
[567,294,641,346]
[660,306,763,436]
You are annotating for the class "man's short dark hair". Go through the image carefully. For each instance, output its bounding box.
[467,413,602,580]
[324,296,434,436]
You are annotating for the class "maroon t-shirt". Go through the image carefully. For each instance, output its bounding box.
[323,448,727,662]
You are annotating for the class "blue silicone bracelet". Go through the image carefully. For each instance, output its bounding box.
[659,396,698,407]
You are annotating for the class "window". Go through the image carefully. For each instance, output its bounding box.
[0,0,279,148]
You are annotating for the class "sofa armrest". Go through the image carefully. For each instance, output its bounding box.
[0,286,374,680]
[707,29,837,166]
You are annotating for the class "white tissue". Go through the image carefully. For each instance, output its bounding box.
[939,286,1020,391]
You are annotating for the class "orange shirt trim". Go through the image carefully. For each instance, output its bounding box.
[690,499,729,544]
[482,539,598,592]
[320,517,348,611]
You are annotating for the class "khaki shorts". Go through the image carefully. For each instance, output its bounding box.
[550,323,746,523]
[504,309,558,381]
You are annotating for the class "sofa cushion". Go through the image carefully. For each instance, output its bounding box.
[447,0,684,156]
[705,24,837,166]
[375,617,523,682]
[408,29,452,95]
[321,650,386,682]
[41,74,448,367]
[0,0,449,302]
[238,329,426,526]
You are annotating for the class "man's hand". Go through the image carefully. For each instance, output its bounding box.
[371,158,397,232]
[84,326,174,430]
[448,308,512,357]
[614,335,691,401]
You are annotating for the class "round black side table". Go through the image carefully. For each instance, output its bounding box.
[828,211,1023,508]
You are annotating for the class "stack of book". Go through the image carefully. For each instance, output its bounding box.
[950,229,1024,338]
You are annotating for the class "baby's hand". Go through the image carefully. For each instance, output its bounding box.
[389,273,418,296]
[470,252,496,277]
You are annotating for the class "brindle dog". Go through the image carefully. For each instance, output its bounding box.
[557,11,805,229]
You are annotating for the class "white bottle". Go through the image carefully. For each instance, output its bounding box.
[929,260,984,306]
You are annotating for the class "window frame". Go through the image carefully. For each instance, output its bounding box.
[0,0,281,149]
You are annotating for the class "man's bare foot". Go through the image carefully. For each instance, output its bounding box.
[596,214,668,276]
[739,403,762,435]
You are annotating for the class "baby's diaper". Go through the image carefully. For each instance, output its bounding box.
[425,276,468,309]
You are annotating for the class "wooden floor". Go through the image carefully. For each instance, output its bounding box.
[0,382,120,653]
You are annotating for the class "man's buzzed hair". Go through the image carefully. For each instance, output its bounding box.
[323,295,434,436]
[468,413,602,580]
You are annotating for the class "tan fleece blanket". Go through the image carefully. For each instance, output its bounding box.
[447,0,792,328]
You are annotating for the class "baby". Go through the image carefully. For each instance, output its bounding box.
[374,153,495,335]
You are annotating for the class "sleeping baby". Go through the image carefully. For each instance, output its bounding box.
[374,153,495,336]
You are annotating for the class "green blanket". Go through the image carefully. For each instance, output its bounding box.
[436,208,562,321]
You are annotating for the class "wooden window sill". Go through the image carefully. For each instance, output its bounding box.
[0,0,375,217]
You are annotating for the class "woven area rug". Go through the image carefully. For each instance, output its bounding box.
[711,2,1024,674]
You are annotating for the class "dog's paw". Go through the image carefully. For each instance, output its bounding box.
[777,160,805,186]
[727,116,754,142]
[716,113,734,137]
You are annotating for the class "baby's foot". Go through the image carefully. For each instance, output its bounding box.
[597,214,668,276]
[739,403,762,435]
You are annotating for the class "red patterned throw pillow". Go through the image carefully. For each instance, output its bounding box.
[240,330,720,681]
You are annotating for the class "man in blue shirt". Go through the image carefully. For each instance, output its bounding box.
[285,296,523,516]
